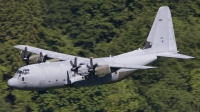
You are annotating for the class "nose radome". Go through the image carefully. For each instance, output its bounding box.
[7,78,19,88]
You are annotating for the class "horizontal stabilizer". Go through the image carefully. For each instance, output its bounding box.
[110,64,157,69]
[157,53,194,59]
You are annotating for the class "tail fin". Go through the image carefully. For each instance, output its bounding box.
[143,6,194,59]
[143,6,177,53]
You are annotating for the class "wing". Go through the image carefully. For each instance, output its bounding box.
[14,45,88,61]
[15,45,157,70]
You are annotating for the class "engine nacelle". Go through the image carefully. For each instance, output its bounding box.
[76,65,110,77]
[95,65,110,77]
[29,54,40,64]
[29,55,60,64]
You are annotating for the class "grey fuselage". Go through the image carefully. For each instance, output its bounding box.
[8,49,157,90]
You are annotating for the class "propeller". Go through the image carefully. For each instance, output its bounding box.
[70,57,81,74]
[36,52,46,63]
[86,57,98,75]
[20,47,31,65]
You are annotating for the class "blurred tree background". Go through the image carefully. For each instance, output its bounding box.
[0,0,200,111]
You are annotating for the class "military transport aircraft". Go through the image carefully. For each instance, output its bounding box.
[7,6,194,90]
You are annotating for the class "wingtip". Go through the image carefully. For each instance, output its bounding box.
[13,45,18,48]
[14,45,30,49]
[149,66,158,68]
[186,56,195,59]
[14,45,23,48]
[141,66,158,69]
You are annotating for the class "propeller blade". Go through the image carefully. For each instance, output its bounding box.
[25,60,29,65]
[70,59,74,67]
[24,47,27,54]
[87,57,98,74]
[90,57,93,68]
[77,65,81,69]
[40,52,44,62]
[70,57,82,73]
[20,50,24,59]
[27,53,31,58]
[74,57,77,67]
[86,63,90,69]
[20,47,31,65]
[93,63,98,68]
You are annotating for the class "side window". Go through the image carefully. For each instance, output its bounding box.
[22,77,24,81]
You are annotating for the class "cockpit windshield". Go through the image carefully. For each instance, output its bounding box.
[16,69,30,75]
[14,69,30,78]
[16,70,23,74]
[23,69,29,75]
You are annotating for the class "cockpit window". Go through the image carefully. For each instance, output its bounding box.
[23,69,30,75]
[16,69,30,75]
[14,70,22,78]
[19,71,22,74]
[16,70,22,74]
[23,69,29,71]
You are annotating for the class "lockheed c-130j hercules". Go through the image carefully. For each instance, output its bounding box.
[7,6,194,90]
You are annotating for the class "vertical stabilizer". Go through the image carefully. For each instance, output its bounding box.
[143,6,177,53]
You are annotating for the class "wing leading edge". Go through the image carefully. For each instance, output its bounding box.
[14,45,88,61]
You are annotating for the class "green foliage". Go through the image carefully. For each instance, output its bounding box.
[0,0,200,111]
[0,95,12,112]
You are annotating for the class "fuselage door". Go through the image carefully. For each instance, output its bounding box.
[31,69,45,88]
[43,66,53,88]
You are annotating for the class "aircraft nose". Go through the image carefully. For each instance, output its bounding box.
[7,78,19,88]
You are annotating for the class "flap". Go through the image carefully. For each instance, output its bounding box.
[110,64,157,69]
